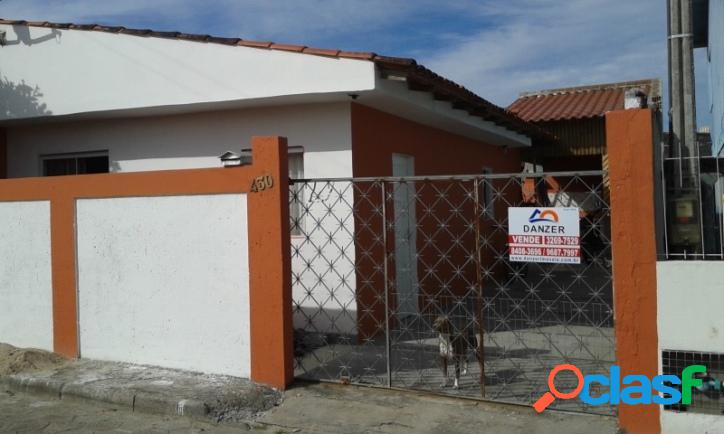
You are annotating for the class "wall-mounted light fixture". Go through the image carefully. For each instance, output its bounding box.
[219,149,253,167]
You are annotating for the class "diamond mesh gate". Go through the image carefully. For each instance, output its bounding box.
[290,171,614,415]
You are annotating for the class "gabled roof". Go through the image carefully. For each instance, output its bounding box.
[0,18,550,141]
[507,79,662,123]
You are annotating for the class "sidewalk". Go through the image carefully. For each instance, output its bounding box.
[0,344,619,433]
[0,344,281,422]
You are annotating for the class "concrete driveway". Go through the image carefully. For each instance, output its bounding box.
[259,382,619,434]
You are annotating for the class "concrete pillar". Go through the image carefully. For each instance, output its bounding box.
[607,109,661,434]
[247,136,294,390]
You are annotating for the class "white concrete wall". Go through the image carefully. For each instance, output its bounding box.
[6,102,352,177]
[0,201,53,351]
[7,100,358,344]
[657,262,724,353]
[657,261,724,434]
[76,194,250,377]
[660,411,724,434]
[0,24,374,120]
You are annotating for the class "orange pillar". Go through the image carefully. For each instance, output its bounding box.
[50,195,79,358]
[606,109,660,434]
[247,136,294,389]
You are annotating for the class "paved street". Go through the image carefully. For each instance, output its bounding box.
[0,383,618,434]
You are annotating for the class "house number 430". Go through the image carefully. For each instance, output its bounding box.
[250,175,274,192]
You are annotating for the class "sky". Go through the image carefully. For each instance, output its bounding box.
[0,0,713,129]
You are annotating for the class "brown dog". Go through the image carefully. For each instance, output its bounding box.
[432,315,480,389]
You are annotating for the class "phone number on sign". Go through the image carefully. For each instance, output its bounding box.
[509,246,580,257]
[508,235,579,246]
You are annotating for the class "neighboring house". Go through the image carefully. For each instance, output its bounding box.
[693,0,724,155]
[508,79,662,172]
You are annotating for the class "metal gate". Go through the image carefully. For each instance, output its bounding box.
[290,171,614,415]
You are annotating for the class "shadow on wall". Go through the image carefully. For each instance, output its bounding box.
[3,25,61,46]
[0,25,59,119]
[0,78,52,119]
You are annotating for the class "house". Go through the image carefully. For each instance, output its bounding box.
[3,20,709,434]
[0,18,544,377]
[0,19,543,183]
[508,79,662,172]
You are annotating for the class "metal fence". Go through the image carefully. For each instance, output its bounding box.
[290,171,615,415]
[660,156,724,260]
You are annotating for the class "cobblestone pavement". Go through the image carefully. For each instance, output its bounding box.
[0,383,619,434]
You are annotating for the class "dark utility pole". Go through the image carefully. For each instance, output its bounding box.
[667,0,703,255]
[668,0,699,182]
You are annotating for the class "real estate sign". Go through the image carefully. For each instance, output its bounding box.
[508,207,581,264]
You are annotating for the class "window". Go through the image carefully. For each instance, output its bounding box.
[41,151,109,176]
[482,167,495,219]
[662,350,723,415]
[289,148,304,236]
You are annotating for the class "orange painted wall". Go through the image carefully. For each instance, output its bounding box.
[247,137,294,389]
[350,103,522,338]
[351,104,522,178]
[0,137,293,390]
[606,109,660,434]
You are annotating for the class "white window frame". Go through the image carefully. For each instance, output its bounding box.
[289,147,305,237]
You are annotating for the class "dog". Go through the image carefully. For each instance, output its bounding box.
[432,315,481,389]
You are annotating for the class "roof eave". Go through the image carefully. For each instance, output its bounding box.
[375,61,555,142]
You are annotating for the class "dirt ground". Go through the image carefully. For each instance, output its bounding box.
[0,344,67,376]
[0,383,619,434]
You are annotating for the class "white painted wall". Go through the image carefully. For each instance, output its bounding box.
[0,24,374,120]
[661,411,724,434]
[6,102,352,177]
[0,201,53,351]
[657,261,724,434]
[7,100,359,342]
[657,262,724,353]
[76,194,250,377]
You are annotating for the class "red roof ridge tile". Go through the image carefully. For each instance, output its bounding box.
[237,40,273,48]
[508,79,662,122]
[518,78,661,99]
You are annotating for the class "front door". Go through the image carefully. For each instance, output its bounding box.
[392,154,418,317]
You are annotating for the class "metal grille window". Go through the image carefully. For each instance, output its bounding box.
[662,350,724,415]
[659,155,724,260]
